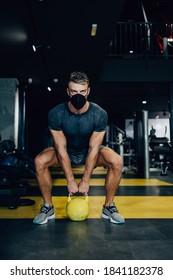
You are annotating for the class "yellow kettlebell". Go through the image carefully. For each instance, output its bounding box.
[66,194,89,221]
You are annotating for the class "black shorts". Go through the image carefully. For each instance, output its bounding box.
[69,146,105,166]
[69,153,87,165]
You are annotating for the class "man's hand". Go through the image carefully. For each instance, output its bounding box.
[67,179,79,195]
[78,179,89,195]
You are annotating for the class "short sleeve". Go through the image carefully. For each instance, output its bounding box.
[94,107,108,132]
[48,106,62,131]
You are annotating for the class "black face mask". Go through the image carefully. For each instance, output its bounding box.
[70,94,87,110]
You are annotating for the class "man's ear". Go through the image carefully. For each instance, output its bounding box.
[87,87,90,95]
[67,88,70,96]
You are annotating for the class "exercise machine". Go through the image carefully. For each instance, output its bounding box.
[149,136,172,175]
[0,135,35,209]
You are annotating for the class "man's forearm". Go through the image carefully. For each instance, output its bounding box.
[55,146,74,182]
[82,148,99,182]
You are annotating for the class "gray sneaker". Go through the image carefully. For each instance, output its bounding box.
[33,202,55,225]
[102,203,125,224]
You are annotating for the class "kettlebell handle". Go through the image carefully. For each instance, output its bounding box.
[68,193,88,202]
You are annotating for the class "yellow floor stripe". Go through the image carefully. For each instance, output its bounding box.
[51,166,107,174]
[28,178,173,186]
[0,196,173,219]
[119,178,173,186]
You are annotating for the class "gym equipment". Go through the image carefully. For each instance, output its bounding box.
[0,136,35,209]
[134,110,150,178]
[66,194,89,221]
[149,136,172,175]
[1,139,16,153]
[0,142,5,161]
[106,123,136,173]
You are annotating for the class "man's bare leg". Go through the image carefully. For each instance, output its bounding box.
[96,146,122,205]
[34,147,59,206]
[96,147,125,224]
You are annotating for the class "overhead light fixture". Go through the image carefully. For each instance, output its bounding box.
[142,100,147,104]
[91,24,97,36]
[53,78,59,83]
[168,37,173,42]
[32,44,42,52]
[47,86,52,92]
[28,78,33,84]
[0,24,27,45]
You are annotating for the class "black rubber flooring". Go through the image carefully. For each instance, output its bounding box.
[0,218,173,260]
[0,170,173,260]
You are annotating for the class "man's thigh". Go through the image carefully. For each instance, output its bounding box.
[36,146,59,167]
[96,146,121,167]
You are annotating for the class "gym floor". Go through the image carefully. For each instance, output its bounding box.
[0,166,173,260]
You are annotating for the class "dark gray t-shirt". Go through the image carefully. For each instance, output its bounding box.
[48,102,108,163]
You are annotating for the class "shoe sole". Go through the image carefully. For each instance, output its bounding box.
[33,213,55,225]
[102,213,125,224]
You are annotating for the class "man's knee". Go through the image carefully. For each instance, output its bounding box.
[102,147,122,170]
[114,154,123,173]
[110,151,122,170]
[34,153,45,169]
[34,148,51,168]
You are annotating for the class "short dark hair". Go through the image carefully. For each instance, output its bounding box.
[68,71,89,86]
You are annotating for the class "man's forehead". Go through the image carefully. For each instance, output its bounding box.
[68,81,88,88]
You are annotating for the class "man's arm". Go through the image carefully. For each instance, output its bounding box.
[78,131,106,194]
[50,129,78,194]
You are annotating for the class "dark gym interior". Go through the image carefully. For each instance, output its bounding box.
[0,0,173,261]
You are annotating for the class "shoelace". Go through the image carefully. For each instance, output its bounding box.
[40,205,51,214]
[107,205,119,214]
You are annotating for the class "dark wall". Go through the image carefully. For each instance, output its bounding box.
[0,78,17,142]
[25,84,67,157]
[99,58,173,82]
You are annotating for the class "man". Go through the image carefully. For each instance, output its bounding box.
[33,71,125,225]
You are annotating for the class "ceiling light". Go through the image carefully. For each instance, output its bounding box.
[53,78,59,83]
[0,24,27,44]
[91,24,97,36]
[28,78,33,84]
[142,100,147,104]
[47,86,52,92]
[32,44,42,52]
